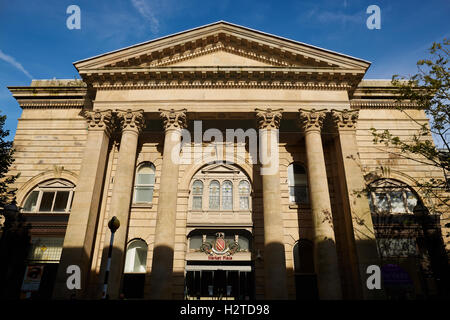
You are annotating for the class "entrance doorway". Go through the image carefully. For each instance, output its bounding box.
[184,265,254,300]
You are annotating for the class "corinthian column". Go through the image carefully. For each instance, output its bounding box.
[298,108,342,299]
[331,109,383,299]
[150,108,187,299]
[54,109,112,299]
[255,108,288,299]
[104,109,144,299]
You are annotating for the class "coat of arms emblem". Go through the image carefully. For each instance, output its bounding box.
[213,232,226,253]
[200,232,240,256]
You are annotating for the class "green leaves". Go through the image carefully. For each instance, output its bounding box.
[0,112,18,207]
[371,39,449,210]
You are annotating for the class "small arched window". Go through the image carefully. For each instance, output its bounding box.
[124,239,148,273]
[192,180,203,210]
[222,180,233,210]
[368,179,418,215]
[239,180,250,210]
[288,163,309,204]
[134,163,155,203]
[22,179,75,214]
[209,180,220,210]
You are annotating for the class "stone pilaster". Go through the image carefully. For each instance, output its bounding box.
[255,108,288,299]
[298,108,342,299]
[149,108,187,299]
[103,109,144,299]
[331,109,383,299]
[54,109,112,299]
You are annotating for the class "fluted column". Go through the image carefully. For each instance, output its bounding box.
[331,109,383,299]
[150,108,187,299]
[255,108,288,299]
[298,108,342,299]
[104,109,144,299]
[54,110,112,299]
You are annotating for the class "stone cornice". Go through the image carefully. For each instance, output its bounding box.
[159,108,188,131]
[255,108,283,129]
[15,99,85,109]
[81,66,362,92]
[8,84,88,109]
[350,99,418,109]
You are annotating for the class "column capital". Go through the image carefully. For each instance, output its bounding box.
[298,108,327,132]
[255,108,283,129]
[331,109,359,131]
[82,109,113,135]
[116,109,145,133]
[159,108,187,131]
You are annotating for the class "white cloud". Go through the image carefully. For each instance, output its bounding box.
[131,0,160,34]
[0,50,33,79]
[316,11,363,24]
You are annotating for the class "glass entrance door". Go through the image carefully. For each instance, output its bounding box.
[185,269,254,300]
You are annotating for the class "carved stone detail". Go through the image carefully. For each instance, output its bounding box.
[298,108,327,132]
[116,109,145,133]
[331,109,359,130]
[82,109,113,134]
[255,108,283,129]
[159,109,188,131]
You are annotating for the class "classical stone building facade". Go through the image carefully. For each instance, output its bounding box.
[5,22,449,300]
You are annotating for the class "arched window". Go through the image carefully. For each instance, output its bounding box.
[222,180,233,210]
[124,239,148,273]
[192,180,203,210]
[368,179,418,215]
[134,163,155,203]
[288,163,309,204]
[123,239,147,299]
[209,180,220,210]
[22,179,75,214]
[239,180,250,210]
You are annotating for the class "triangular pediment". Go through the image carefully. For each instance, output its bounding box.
[202,163,241,174]
[74,21,370,72]
[39,179,75,188]
[164,50,277,67]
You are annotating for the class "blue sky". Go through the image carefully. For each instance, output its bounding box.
[1,0,449,139]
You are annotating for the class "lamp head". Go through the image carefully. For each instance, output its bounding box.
[108,216,120,233]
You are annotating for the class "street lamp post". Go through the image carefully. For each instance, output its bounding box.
[102,216,120,299]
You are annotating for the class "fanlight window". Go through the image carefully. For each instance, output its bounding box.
[239,180,250,210]
[134,163,155,203]
[192,180,203,210]
[222,181,233,210]
[288,163,309,204]
[189,163,252,211]
[209,180,220,210]
[124,239,148,273]
[22,179,75,214]
[368,179,418,215]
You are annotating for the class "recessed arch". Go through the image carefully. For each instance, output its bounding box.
[180,155,253,191]
[16,169,78,206]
